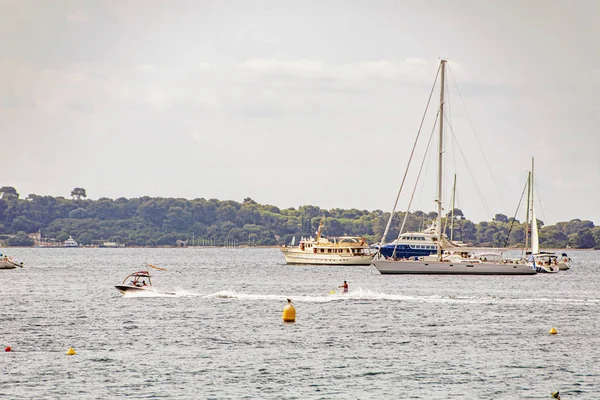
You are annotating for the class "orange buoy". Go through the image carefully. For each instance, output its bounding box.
[282,298,296,322]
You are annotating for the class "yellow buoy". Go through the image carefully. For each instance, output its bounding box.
[549,327,558,335]
[66,347,76,355]
[282,298,296,322]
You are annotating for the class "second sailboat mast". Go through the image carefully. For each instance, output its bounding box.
[436,59,446,260]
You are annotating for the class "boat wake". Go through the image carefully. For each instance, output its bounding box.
[121,289,178,298]
[205,288,435,303]
[203,288,600,305]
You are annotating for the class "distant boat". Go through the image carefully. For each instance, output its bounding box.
[99,241,125,248]
[64,236,79,248]
[281,220,374,265]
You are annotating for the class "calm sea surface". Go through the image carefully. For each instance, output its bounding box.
[1,247,599,399]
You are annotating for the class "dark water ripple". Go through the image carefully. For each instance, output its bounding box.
[1,247,599,399]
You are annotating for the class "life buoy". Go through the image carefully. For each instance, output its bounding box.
[313,248,317,254]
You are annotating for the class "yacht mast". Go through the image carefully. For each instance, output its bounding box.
[530,157,539,254]
[436,59,446,260]
[524,171,531,256]
[450,174,456,241]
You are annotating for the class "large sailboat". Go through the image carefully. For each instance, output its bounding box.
[372,60,536,275]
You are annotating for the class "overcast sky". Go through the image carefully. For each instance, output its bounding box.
[1,0,598,224]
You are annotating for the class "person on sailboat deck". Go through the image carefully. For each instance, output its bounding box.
[339,281,348,293]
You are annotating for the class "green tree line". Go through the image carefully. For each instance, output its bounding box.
[0,186,598,248]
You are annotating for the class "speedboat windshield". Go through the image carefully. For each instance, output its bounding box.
[122,271,151,286]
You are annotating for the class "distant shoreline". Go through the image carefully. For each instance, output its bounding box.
[1,246,593,251]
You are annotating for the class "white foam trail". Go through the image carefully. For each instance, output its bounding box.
[171,288,204,297]
[122,290,171,298]
[204,288,412,303]
[203,288,600,305]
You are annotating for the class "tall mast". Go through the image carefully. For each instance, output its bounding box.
[530,157,539,254]
[436,59,446,260]
[530,157,535,222]
[450,174,456,241]
[524,171,531,256]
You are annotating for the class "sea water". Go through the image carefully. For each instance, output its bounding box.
[1,248,599,399]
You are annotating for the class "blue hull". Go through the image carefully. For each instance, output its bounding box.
[378,244,437,259]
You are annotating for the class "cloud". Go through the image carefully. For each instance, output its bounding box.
[552,178,593,190]
[0,62,218,113]
[241,59,324,75]
[66,9,89,23]
[239,58,433,82]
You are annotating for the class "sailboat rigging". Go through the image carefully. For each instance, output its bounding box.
[524,158,560,273]
[372,59,536,275]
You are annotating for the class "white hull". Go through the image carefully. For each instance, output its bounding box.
[534,264,560,273]
[114,284,175,295]
[558,262,570,270]
[0,259,22,269]
[281,249,373,265]
[372,259,536,275]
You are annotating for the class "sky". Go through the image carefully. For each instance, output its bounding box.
[1,0,599,225]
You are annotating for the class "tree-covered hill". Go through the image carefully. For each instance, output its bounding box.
[0,186,598,248]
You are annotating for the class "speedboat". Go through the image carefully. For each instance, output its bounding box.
[115,268,175,295]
